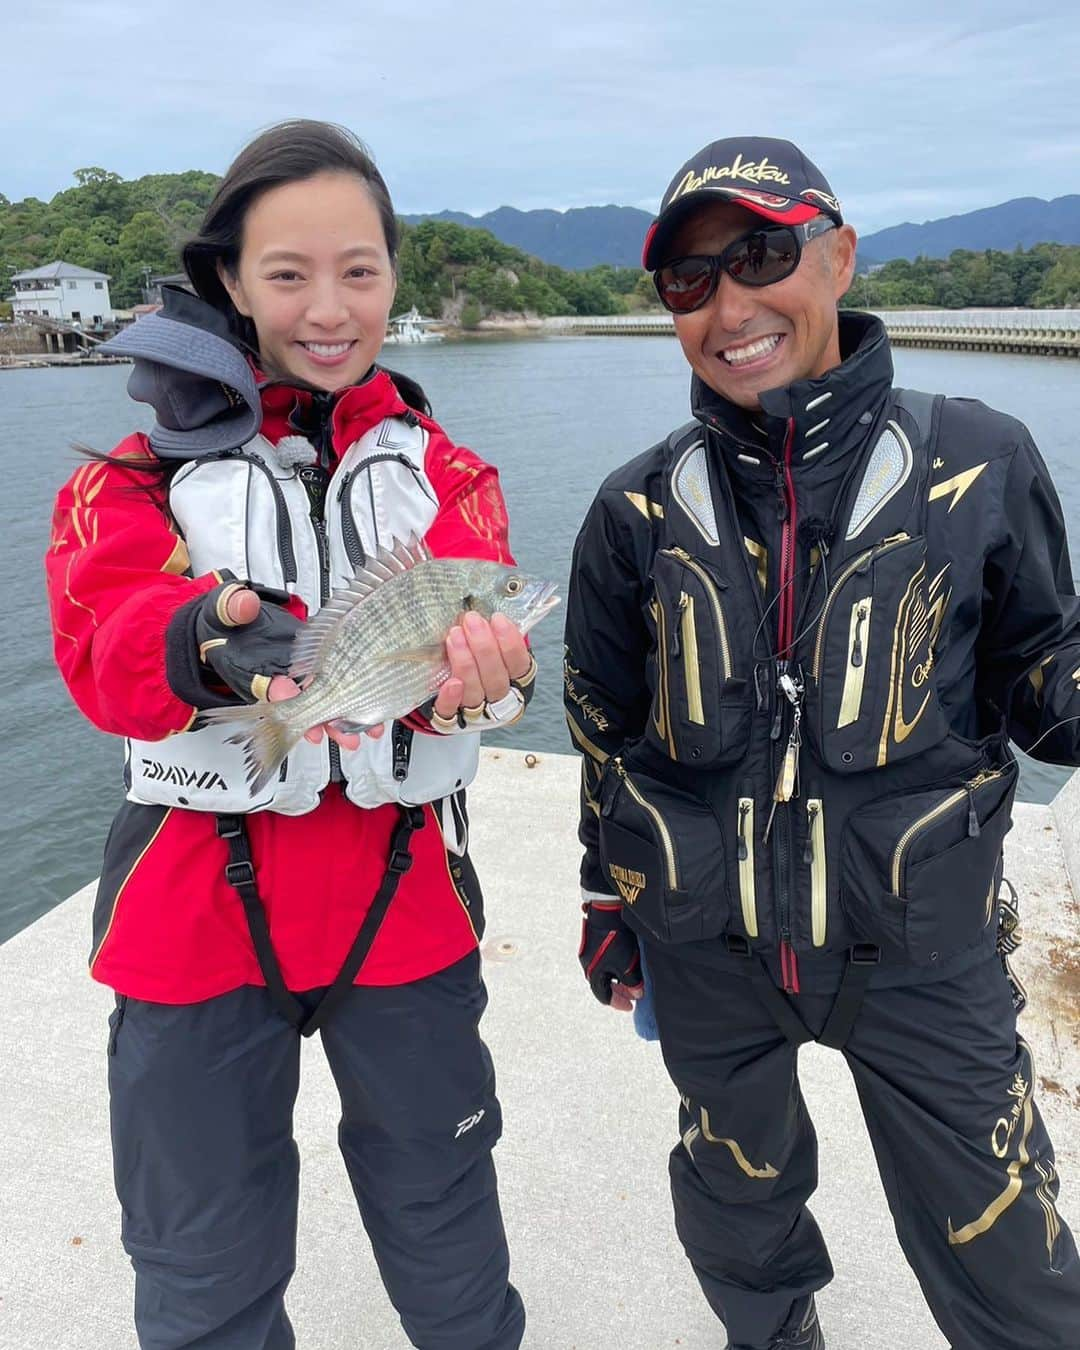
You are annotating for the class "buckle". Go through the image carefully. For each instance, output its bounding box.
[850,943,881,965]
[724,933,751,958]
[225,860,256,888]
[216,815,243,840]
[388,849,414,875]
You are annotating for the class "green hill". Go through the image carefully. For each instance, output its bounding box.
[0,168,652,319]
[843,244,1080,309]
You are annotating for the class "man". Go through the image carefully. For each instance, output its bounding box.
[564,136,1080,1350]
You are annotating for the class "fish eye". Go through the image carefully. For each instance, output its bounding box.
[505,576,524,596]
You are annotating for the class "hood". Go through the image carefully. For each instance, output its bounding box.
[101,287,262,459]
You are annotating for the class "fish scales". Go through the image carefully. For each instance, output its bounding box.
[290,565,465,730]
[194,536,560,796]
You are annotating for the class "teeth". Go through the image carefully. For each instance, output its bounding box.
[723,334,781,366]
[302,341,353,357]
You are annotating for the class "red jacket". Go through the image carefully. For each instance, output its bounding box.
[47,369,512,1002]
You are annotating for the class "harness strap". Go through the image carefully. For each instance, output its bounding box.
[749,958,815,1045]
[725,936,879,1049]
[217,814,305,1029]
[816,944,880,1049]
[300,805,425,1037]
[216,804,425,1036]
[725,937,813,1046]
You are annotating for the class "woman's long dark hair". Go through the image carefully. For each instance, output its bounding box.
[79,121,425,499]
[183,119,400,350]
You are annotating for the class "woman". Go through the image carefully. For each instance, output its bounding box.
[46,120,528,1350]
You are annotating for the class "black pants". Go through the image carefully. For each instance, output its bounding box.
[645,946,1080,1350]
[107,952,525,1350]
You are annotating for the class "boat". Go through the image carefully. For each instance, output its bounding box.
[382,305,445,345]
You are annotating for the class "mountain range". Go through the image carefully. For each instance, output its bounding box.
[402,196,1080,271]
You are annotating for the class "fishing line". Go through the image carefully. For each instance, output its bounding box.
[751,547,832,667]
[1022,715,1080,757]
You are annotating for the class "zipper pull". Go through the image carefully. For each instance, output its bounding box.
[774,739,798,803]
[738,801,750,861]
[967,788,980,838]
[671,593,687,657]
[336,470,353,501]
[851,602,867,668]
[804,803,818,865]
[770,662,787,740]
[754,664,768,712]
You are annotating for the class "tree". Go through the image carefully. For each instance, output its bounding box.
[1034,253,1080,306]
[72,167,125,216]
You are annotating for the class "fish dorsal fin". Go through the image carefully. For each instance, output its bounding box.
[375,532,431,575]
[288,533,432,681]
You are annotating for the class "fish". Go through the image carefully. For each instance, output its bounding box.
[197,534,560,795]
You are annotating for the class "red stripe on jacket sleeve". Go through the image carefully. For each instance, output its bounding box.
[421,427,516,565]
[45,437,219,740]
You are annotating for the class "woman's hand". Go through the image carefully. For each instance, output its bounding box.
[433,611,531,721]
[223,587,383,749]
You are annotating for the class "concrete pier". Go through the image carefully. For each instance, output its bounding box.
[2,751,1078,1349]
[548,309,1080,356]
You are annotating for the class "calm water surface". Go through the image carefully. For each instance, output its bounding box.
[3,338,1077,942]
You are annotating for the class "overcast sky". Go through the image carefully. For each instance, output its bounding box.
[5,0,1078,236]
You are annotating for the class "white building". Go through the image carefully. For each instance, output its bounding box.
[8,261,113,327]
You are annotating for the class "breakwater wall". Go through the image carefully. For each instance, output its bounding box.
[548,309,1080,356]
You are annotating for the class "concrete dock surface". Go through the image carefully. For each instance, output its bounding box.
[2,749,1078,1350]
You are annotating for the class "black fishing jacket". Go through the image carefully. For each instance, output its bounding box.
[564,313,1080,990]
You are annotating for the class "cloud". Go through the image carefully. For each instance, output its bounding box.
[3,0,1078,235]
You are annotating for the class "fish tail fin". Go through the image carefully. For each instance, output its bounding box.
[196,703,298,796]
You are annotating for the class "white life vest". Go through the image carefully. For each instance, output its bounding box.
[125,415,480,817]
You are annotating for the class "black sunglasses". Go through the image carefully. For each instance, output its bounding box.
[653,216,837,314]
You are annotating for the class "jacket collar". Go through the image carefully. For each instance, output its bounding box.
[258,367,413,457]
[690,312,894,478]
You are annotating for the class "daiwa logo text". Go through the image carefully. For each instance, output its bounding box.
[140,760,229,791]
[455,1109,485,1139]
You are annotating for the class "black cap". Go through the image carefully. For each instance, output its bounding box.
[642,136,843,270]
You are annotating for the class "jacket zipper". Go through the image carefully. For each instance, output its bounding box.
[805,799,827,947]
[213,449,298,585]
[651,599,677,758]
[336,471,367,569]
[737,797,758,937]
[663,548,733,678]
[677,591,706,724]
[837,597,873,728]
[775,419,799,992]
[336,452,427,570]
[306,398,340,780]
[812,533,909,680]
[613,758,679,889]
[890,770,1002,895]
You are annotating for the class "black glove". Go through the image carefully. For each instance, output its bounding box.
[166,574,303,709]
[578,900,643,1006]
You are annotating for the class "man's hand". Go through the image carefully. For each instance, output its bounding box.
[579,901,644,1011]
[432,611,531,722]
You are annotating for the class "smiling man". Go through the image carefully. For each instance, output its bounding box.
[564,137,1080,1349]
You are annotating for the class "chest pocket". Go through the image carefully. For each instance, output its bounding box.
[805,532,950,772]
[644,547,752,768]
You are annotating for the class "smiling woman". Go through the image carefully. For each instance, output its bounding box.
[44,119,529,1350]
[216,172,398,390]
